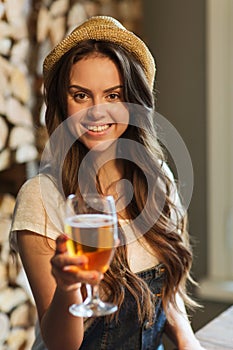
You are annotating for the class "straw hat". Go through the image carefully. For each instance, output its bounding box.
[43,16,156,89]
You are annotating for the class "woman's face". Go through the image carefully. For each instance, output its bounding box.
[67,55,129,151]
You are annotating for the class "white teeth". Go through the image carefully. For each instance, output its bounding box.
[86,124,110,132]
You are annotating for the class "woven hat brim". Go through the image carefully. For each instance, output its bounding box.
[43,17,156,89]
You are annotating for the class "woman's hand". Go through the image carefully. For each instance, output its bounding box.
[50,234,103,292]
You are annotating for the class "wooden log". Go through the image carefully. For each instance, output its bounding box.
[0,56,13,76]
[5,97,33,126]
[0,149,11,172]
[0,20,12,39]
[0,240,10,264]
[0,287,28,313]
[0,3,5,19]
[1,2,28,40]
[10,20,28,41]
[10,303,30,328]
[37,6,50,43]
[0,262,8,290]
[0,38,11,56]
[9,126,35,150]
[6,327,27,350]
[67,3,87,30]
[23,326,35,350]
[49,16,66,46]
[0,67,11,99]
[15,144,38,164]
[0,116,8,151]
[10,67,31,104]
[50,0,69,17]
[83,1,99,18]
[5,0,25,25]
[0,193,16,217]
[0,93,5,114]
[0,312,10,345]
[11,38,30,65]
[0,219,12,245]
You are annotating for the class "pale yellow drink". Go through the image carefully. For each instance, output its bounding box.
[65,214,115,273]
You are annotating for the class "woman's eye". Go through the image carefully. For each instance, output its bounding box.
[107,93,120,101]
[73,92,88,101]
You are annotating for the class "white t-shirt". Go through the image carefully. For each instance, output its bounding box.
[10,163,183,251]
[10,174,66,252]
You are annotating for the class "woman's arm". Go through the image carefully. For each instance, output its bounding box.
[164,293,206,350]
[17,231,101,350]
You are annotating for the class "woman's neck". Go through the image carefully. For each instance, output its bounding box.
[97,159,123,195]
[97,159,133,219]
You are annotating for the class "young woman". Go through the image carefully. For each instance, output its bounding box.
[10,16,205,350]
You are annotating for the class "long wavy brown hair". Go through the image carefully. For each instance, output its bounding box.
[43,40,197,324]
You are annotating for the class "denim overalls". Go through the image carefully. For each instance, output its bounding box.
[80,264,167,350]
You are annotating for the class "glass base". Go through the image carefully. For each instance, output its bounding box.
[69,299,118,317]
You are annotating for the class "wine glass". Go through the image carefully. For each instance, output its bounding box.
[64,193,118,317]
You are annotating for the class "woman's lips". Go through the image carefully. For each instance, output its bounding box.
[83,123,112,133]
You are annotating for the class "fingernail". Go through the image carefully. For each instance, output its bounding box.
[56,234,68,244]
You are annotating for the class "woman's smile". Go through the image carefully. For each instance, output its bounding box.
[83,123,113,133]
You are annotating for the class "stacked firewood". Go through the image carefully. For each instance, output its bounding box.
[0,194,36,349]
[0,0,38,172]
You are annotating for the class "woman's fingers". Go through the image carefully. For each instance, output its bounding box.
[51,253,88,270]
[59,268,102,285]
[55,234,69,254]
[51,237,103,290]
[51,262,103,291]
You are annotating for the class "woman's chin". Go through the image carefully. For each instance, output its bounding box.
[84,139,118,153]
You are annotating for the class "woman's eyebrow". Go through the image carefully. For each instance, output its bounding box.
[68,84,123,93]
[103,85,123,93]
[68,85,92,94]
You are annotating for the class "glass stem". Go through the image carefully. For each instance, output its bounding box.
[86,283,100,304]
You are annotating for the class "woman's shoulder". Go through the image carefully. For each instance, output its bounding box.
[19,174,55,193]
[16,173,65,222]
[11,173,65,250]
[18,173,59,197]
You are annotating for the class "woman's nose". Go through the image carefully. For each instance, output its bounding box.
[88,101,107,120]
